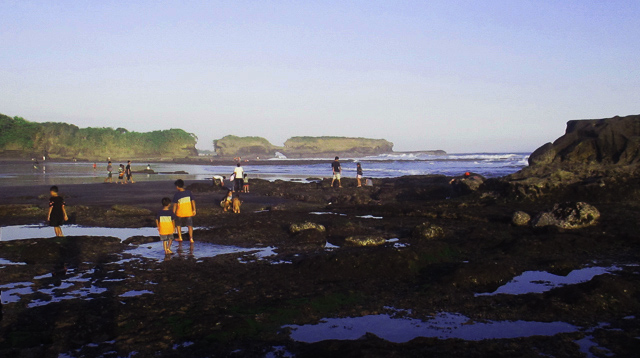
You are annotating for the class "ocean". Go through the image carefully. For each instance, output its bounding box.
[0,153,529,187]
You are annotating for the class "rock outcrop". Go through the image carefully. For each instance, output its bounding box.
[531,202,600,229]
[528,115,640,166]
[512,211,531,226]
[496,114,640,201]
[344,235,386,247]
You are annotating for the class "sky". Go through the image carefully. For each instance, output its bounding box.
[1,0,639,153]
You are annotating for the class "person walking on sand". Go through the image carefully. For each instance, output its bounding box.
[331,156,342,188]
[125,160,135,183]
[105,161,113,183]
[173,179,196,242]
[47,186,68,237]
[356,162,363,188]
[156,197,176,255]
[233,163,244,193]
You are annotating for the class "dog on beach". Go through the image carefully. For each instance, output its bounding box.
[232,196,242,214]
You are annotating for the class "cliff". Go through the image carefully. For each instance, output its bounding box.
[528,114,640,167]
[282,136,394,158]
[0,113,198,160]
[213,135,278,157]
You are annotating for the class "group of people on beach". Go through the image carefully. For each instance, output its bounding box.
[104,160,134,184]
[331,157,365,188]
[48,178,196,255]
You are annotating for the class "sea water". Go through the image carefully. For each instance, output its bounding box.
[0,152,529,186]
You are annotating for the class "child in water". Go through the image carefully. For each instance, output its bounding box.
[47,186,68,237]
[156,197,176,255]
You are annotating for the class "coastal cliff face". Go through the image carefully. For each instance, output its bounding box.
[282,136,394,158]
[528,114,640,166]
[213,135,278,157]
[0,113,198,160]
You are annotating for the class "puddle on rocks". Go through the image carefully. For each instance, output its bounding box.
[0,225,160,241]
[356,215,383,219]
[124,241,264,261]
[120,290,153,298]
[475,266,622,296]
[284,312,579,343]
[0,257,27,266]
[309,212,347,216]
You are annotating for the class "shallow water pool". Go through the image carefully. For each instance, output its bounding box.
[475,266,622,296]
[284,311,579,343]
[0,225,160,241]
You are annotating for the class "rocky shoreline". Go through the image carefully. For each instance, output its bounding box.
[1,116,640,357]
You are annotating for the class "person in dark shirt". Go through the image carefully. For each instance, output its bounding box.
[356,162,363,188]
[47,186,68,237]
[331,156,342,188]
[125,160,135,184]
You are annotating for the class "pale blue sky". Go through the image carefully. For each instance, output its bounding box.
[1,0,638,152]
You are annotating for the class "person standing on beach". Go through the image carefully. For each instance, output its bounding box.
[173,179,196,242]
[331,156,342,188]
[105,161,113,183]
[156,197,176,255]
[233,163,244,193]
[125,160,135,183]
[356,163,363,188]
[243,173,250,193]
[47,186,68,237]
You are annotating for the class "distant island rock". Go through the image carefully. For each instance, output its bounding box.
[213,135,447,158]
[0,113,197,160]
[214,135,279,157]
[214,135,403,158]
[282,136,394,158]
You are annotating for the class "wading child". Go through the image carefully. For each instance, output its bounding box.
[47,186,68,237]
[173,179,196,242]
[105,161,113,183]
[243,174,249,193]
[156,197,176,254]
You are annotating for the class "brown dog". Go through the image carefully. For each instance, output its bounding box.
[232,197,242,214]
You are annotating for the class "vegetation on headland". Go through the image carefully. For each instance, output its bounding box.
[0,113,198,160]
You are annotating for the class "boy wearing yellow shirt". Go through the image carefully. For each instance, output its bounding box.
[156,197,176,254]
[172,179,196,242]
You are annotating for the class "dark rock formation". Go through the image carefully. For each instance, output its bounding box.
[529,114,640,166]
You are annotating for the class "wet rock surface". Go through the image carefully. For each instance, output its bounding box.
[532,202,600,229]
[0,175,639,357]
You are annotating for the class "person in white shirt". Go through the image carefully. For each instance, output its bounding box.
[233,164,244,192]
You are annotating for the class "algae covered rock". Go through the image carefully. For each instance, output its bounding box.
[531,202,600,229]
[344,235,386,247]
[512,211,531,226]
[413,222,445,240]
[289,222,326,234]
